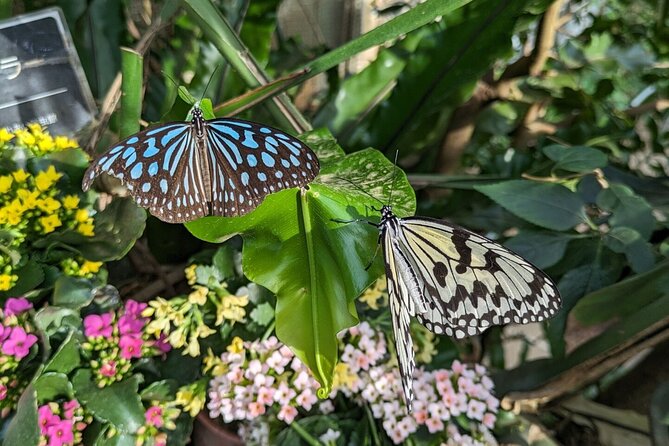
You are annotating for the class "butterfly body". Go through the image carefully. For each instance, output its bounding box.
[376,205,561,411]
[83,106,319,223]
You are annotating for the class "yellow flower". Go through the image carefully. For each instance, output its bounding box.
[27,123,42,133]
[168,327,187,348]
[3,199,25,225]
[54,136,77,150]
[40,214,62,233]
[37,135,55,152]
[203,349,227,376]
[62,195,80,209]
[77,221,95,237]
[75,209,89,223]
[188,286,209,305]
[0,128,13,144]
[195,324,215,339]
[0,274,16,291]
[11,169,29,183]
[175,388,205,417]
[0,175,12,193]
[144,297,171,318]
[80,260,102,275]
[226,336,244,354]
[216,294,249,325]
[14,129,35,146]
[37,197,61,213]
[358,278,387,310]
[184,264,197,285]
[17,189,39,210]
[34,166,62,191]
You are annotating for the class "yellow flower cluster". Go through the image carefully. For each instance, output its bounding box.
[358,277,388,310]
[215,293,249,325]
[60,258,104,279]
[175,383,206,417]
[0,123,78,156]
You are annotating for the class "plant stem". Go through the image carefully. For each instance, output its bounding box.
[289,421,322,446]
[119,48,143,138]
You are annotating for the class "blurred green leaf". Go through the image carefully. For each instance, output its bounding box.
[140,380,178,402]
[212,245,236,280]
[33,306,81,336]
[78,198,147,261]
[186,132,415,393]
[3,384,39,446]
[1,260,44,297]
[603,226,655,273]
[120,48,143,138]
[250,302,274,326]
[52,276,94,309]
[43,331,81,374]
[504,231,575,269]
[597,184,655,240]
[572,260,669,325]
[475,180,587,231]
[543,145,608,173]
[33,373,73,402]
[72,370,145,434]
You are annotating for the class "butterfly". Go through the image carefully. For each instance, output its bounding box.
[82,105,320,223]
[374,205,561,412]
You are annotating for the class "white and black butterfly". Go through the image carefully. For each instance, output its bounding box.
[374,205,561,412]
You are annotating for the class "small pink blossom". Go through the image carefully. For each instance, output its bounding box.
[145,406,164,427]
[482,412,496,429]
[247,402,266,419]
[153,333,171,353]
[295,389,317,411]
[1,326,38,359]
[257,387,275,405]
[119,335,143,359]
[83,313,113,338]
[425,416,444,433]
[118,314,145,336]
[46,419,74,446]
[63,400,79,419]
[38,405,60,434]
[466,399,486,421]
[123,300,147,318]
[0,383,7,401]
[451,360,464,375]
[100,359,118,377]
[0,324,10,342]
[4,297,32,316]
[277,405,298,424]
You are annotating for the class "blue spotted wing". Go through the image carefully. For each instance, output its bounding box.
[82,107,319,223]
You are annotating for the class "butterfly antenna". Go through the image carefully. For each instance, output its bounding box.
[200,65,221,103]
[386,149,400,207]
[162,71,180,90]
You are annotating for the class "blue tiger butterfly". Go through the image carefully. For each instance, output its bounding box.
[82,105,320,223]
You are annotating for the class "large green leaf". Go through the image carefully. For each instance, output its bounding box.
[33,373,73,402]
[504,231,576,269]
[597,183,655,240]
[543,145,608,173]
[475,180,588,231]
[186,133,415,393]
[2,384,39,446]
[72,370,145,434]
[603,226,655,273]
[43,331,82,374]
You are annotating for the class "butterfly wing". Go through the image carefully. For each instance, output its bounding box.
[381,221,421,412]
[82,123,211,223]
[396,216,561,339]
[203,118,320,217]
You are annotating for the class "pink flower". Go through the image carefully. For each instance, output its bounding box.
[257,387,275,405]
[4,297,32,316]
[413,410,428,424]
[451,360,464,375]
[466,399,486,421]
[118,314,145,336]
[0,383,7,401]
[247,402,266,419]
[119,335,143,359]
[0,324,10,343]
[38,405,60,434]
[1,326,38,359]
[425,417,444,433]
[83,313,113,338]
[100,359,118,377]
[295,389,317,411]
[277,405,298,424]
[482,412,496,429]
[145,406,164,427]
[153,333,171,353]
[46,419,74,446]
[63,400,79,419]
[124,300,147,318]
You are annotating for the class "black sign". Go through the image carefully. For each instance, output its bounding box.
[0,8,96,136]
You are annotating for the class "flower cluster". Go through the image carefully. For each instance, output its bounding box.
[38,400,90,446]
[207,336,328,444]
[143,265,249,357]
[207,323,500,445]
[82,300,171,386]
[0,125,99,292]
[135,402,180,446]
[0,297,37,417]
[0,123,77,157]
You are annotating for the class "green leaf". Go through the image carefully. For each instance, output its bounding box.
[187,135,415,392]
[78,198,147,261]
[72,370,145,434]
[597,184,655,240]
[0,260,44,297]
[140,380,178,402]
[43,331,81,374]
[604,227,655,273]
[178,85,197,105]
[504,231,574,269]
[475,180,588,231]
[543,145,608,172]
[250,302,274,326]
[212,246,235,280]
[52,276,95,309]
[3,384,39,446]
[33,373,73,402]
[120,48,143,138]
[33,307,81,336]
[571,260,669,325]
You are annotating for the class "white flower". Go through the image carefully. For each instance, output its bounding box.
[319,428,341,444]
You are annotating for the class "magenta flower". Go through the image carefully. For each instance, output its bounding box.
[46,419,74,446]
[153,333,172,353]
[63,399,79,419]
[99,359,118,377]
[124,300,147,318]
[119,335,143,359]
[4,297,33,316]
[38,405,61,435]
[0,383,7,401]
[1,326,38,359]
[83,313,113,338]
[145,405,164,427]
[0,324,10,343]
[118,314,145,336]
